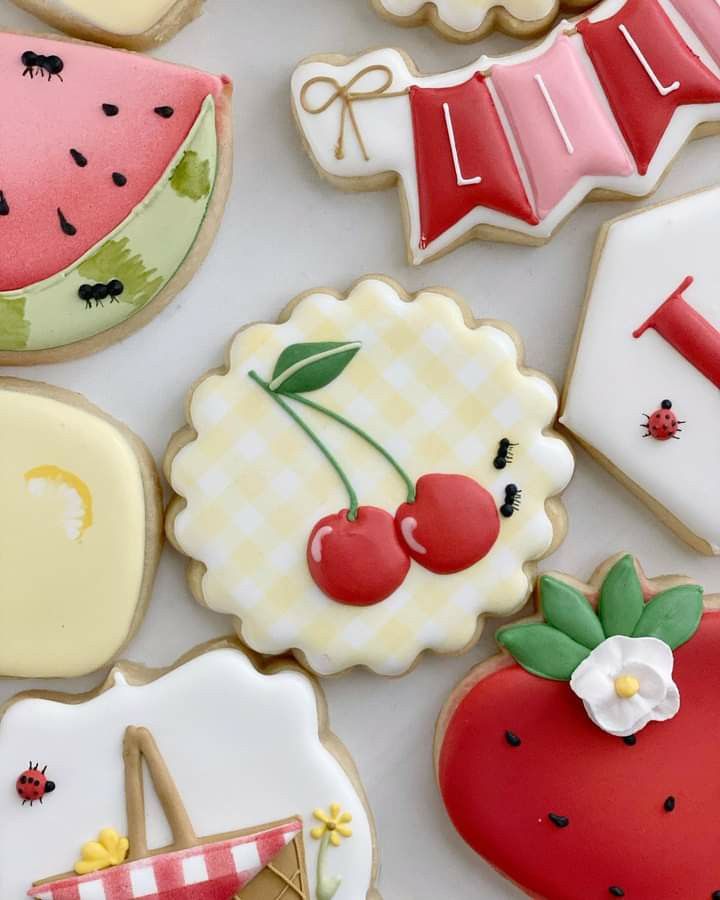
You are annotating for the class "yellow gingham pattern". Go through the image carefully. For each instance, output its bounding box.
[171,280,573,675]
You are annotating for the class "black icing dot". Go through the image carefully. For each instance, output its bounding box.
[0,191,9,216]
[154,105,175,119]
[623,735,637,746]
[70,148,88,168]
[102,103,119,117]
[57,208,77,236]
[107,279,124,299]
[712,892,720,899]
[19,775,26,784]
[500,504,515,519]
[609,889,625,898]
[548,813,569,829]
[112,172,127,187]
[92,283,109,302]
[78,284,94,302]
[505,730,521,748]
[664,795,676,812]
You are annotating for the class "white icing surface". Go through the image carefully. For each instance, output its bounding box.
[0,647,374,898]
[291,0,720,263]
[377,0,556,32]
[562,185,720,553]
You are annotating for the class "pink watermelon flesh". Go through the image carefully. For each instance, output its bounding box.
[0,33,227,292]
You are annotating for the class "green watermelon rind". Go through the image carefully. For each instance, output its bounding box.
[0,94,218,352]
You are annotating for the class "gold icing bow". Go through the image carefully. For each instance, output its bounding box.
[299,64,407,162]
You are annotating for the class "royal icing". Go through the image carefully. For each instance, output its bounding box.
[292,0,720,263]
[0,643,376,900]
[0,32,230,358]
[561,186,720,554]
[0,379,159,678]
[437,555,715,899]
[52,0,182,36]
[167,278,574,676]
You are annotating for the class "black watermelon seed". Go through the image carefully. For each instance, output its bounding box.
[57,208,77,236]
[664,796,676,812]
[548,813,569,829]
[609,889,625,898]
[623,735,637,746]
[112,172,127,187]
[505,731,521,748]
[70,149,88,168]
[92,283,109,301]
[78,284,94,302]
[154,105,174,119]
[102,103,119,117]
[0,191,8,216]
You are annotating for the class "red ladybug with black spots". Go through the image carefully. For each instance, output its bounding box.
[16,762,55,806]
[642,399,685,441]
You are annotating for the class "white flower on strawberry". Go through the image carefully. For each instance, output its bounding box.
[570,635,680,738]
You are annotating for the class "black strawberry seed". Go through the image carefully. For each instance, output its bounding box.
[0,191,8,216]
[548,813,569,829]
[154,105,174,119]
[57,208,76,236]
[70,148,87,167]
[609,889,625,898]
[664,795,676,812]
[112,172,127,187]
[102,103,119,117]
[623,735,637,746]
[504,731,521,748]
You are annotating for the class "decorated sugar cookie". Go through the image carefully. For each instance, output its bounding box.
[435,553,720,899]
[0,31,232,364]
[0,378,162,678]
[0,639,379,899]
[561,185,720,555]
[166,277,574,676]
[10,0,204,50]
[372,0,596,42]
[292,0,720,264]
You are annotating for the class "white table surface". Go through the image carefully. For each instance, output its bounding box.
[1,2,720,897]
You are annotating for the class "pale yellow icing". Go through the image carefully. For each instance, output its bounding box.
[58,0,179,35]
[0,388,147,677]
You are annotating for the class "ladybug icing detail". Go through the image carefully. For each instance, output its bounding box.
[16,762,55,806]
[642,399,684,441]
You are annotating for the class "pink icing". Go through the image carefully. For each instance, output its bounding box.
[0,33,227,292]
[672,0,720,66]
[491,34,633,220]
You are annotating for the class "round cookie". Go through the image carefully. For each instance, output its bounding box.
[0,377,162,678]
[0,638,380,900]
[0,30,232,364]
[9,0,205,51]
[435,553,719,899]
[166,277,574,677]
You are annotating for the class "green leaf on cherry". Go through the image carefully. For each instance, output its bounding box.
[632,584,703,649]
[497,623,590,681]
[599,554,644,638]
[540,576,605,649]
[270,341,361,394]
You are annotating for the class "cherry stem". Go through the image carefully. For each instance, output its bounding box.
[249,371,360,520]
[282,390,416,504]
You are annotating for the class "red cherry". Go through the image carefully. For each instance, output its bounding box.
[395,474,500,574]
[307,506,411,606]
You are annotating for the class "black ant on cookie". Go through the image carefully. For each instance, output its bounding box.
[21,50,64,82]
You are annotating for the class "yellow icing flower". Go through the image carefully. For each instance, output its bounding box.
[74,828,129,875]
[25,465,93,540]
[311,804,353,846]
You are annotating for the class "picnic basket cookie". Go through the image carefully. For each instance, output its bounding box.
[166,277,574,677]
[561,185,720,555]
[292,0,720,264]
[8,0,205,50]
[0,30,232,364]
[0,377,162,679]
[435,553,720,900]
[0,638,380,900]
[371,0,597,43]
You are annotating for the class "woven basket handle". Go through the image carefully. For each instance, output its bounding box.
[123,726,198,860]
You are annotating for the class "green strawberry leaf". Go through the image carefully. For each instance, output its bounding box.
[270,341,361,394]
[632,584,703,649]
[497,623,590,681]
[599,554,644,637]
[540,576,605,649]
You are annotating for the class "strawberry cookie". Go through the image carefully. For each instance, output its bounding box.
[166,277,574,676]
[436,553,720,900]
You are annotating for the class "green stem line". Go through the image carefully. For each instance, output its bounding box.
[283,390,416,504]
[249,371,360,520]
[316,832,342,900]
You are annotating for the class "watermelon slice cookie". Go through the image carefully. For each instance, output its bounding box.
[435,553,720,899]
[0,31,232,363]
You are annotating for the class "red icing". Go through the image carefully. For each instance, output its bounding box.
[409,74,537,249]
[438,608,720,900]
[634,276,720,389]
[578,0,720,175]
[307,506,410,606]
[395,474,500,574]
[0,32,227,292]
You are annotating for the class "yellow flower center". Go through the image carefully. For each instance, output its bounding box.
[614,675,640,699]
